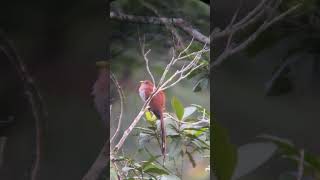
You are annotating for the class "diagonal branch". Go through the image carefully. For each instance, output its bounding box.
[211,0,269,40]
[139,33,156,86]
[110,73,125,145]
[112,39,209,156]
[110,11,209,44]
[140,0,184,49]
[211,3,301,69]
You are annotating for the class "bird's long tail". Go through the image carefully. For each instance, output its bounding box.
[160,113,166,162]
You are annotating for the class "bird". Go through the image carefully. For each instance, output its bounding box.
[138,80,166,160]
[92,61,109,128]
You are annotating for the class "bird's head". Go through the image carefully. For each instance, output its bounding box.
[139,80,153,86]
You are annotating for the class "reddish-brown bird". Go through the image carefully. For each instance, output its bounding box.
[139,80,166,158]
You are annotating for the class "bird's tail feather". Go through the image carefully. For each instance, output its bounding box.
[153,110,166,162]
[160,113,166,161]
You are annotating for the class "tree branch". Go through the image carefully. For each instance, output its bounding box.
[140,0,185,49]
[110,73,125,145]
[110,11,209,44]
[139,34,156,86]
[211,2,301,69]
[211,0,268,40]
[111,39,209,156]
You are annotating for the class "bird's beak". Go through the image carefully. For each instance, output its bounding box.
[139,80,144,83]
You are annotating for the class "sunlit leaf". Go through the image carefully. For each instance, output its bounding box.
[171,96,184,120]
[143,163,169,175]
[145,111,157,124]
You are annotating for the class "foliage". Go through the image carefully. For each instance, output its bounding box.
[245,0,320,96]
[213,123,320,180]
[110,97,210,180]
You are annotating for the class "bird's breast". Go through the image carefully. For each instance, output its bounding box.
[139,89,146,101]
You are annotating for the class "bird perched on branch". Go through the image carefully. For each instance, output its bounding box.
[138,80,166,160]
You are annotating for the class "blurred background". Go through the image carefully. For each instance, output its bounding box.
[0,0,107,179]
[213,0,320,179]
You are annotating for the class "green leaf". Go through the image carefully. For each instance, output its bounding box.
[145,111,157,124]
[186,134,210,149]
[141,155,162,169]
[171,96,184,120]
[143,163,169,175]
[182,106,197,119]
[138,133,152,149]
[166,123,179,136]
[191,104,210,118]
[259,134,320,172]
[193,78,208,92]
[258,134,297,155]
[213,121,237,180]
[193,79,203,92]
[182,127,208,137]
[134,127,154,134]
[232,142,277,179]
[168,137,183,160]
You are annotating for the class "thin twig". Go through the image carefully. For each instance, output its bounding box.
[140,0,184,49]
[110,11,209,44]
[211,0,268,40]
[211,3,301,69]
[225,7,240,50]
[110,73,125,145]
[112,39,208,155]
[111,159,123,180]
[143,49,155,86]
[138,33,156,86]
